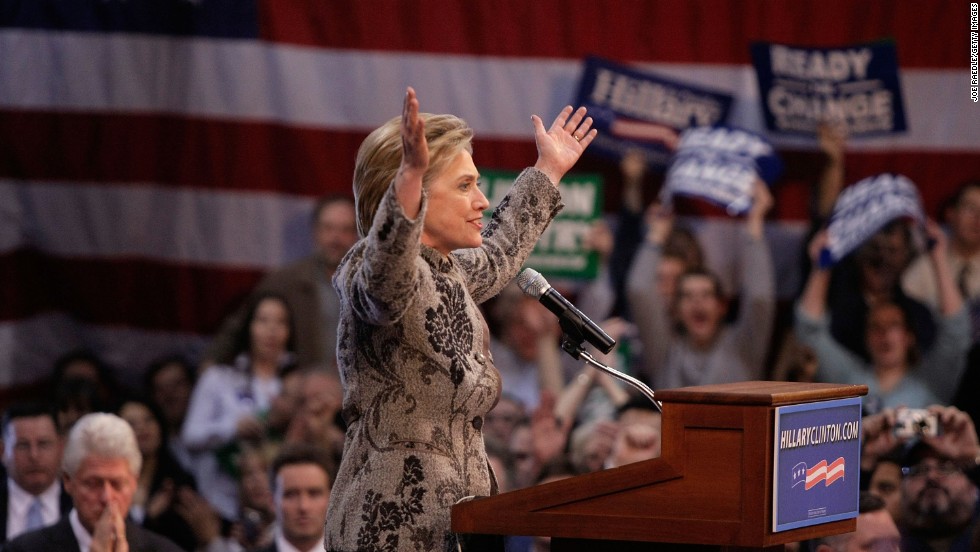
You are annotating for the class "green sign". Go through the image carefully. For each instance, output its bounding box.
[481,170,603,280]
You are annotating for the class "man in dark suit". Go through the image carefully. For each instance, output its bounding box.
[254,443,333,552]
[4,412,181,552]
[0,402,73,543]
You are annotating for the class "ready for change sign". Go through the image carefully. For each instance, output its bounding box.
[751,40,907,137]
[773,397,861,532]
[481,170,602,280]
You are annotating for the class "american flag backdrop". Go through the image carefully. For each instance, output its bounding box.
[1,1,977,390]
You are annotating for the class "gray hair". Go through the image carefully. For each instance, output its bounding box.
[62,413,142,477]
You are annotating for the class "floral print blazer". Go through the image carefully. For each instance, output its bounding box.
[325,168,562,552]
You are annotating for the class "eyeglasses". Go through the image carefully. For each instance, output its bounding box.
[901,461,962,479]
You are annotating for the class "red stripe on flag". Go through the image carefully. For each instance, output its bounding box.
[805,460,828,490]
[0,249,263,334]
[3,108,976,221]
[825,457,846,486]
[259,0,967,68]
[0,110,364,197]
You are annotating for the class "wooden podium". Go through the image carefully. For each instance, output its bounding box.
[452,381,868,551]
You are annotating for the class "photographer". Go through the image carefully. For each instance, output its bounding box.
[861,405,980,550]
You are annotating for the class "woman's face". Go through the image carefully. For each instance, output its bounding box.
[866,304,913,368]
[421,150,489,255]
[119,402,161,458]
[249,298,291,362]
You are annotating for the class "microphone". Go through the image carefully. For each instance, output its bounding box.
[516,268,615,355]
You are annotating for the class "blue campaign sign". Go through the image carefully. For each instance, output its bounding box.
[773,397,862,532]
[573,56,733,167]
[822,173,924,267]
[750,40,907,137]
[662,126,782,215]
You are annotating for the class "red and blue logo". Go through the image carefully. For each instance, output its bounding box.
[791,457,845,490]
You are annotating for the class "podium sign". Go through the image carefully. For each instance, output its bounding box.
[773,397,862,532]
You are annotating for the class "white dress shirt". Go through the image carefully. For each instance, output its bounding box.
[275,526,325,552]
[5,478,61,540]
[68,509,93,552]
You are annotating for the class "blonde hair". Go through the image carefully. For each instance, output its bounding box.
[353,113,474,237]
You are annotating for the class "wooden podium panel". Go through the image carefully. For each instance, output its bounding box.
[452,381,868,550]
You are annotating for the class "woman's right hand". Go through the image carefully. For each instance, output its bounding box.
[395,86,428,220]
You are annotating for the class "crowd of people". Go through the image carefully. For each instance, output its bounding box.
[1,103,978,552]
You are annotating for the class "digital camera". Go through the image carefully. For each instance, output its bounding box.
[893,408,940,439]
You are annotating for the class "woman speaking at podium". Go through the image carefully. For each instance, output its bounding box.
[324,87,595,551]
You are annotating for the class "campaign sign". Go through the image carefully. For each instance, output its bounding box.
[481,170,603,280]
[822,173,924,267]
[773,397,861,532]
[573,56,733,167]
[662,126,782,215]
[750,40,907,137]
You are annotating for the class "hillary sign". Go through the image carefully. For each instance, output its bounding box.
[750,40,907,136]
[822,173,924,267]
[773,397,861,532]
[662,126,781,216]
[573,56,733,167]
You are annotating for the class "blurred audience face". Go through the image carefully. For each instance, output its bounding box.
[900,456,979,535]
[868,460,902,521]
[301,370,343,419]
[148,361,193,431]
[2,415,63,495]
[484,395,526,447]
[675,274,725,346]
[250,297,292,364]
[118,401,162,458]
[608,409,662,468]
[856,225,912,296]
[949,186,980,251]
[815,509,900,552]
[508,425,539,489]
[275,462,331,549]
[64,455,137,533]
[239,449,274,514]
[865,304,914,369]
[655,255,686,301]
[314,199,358,269]
[504,298,557,361]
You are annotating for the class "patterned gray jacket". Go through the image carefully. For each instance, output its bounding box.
[325,168,562,552]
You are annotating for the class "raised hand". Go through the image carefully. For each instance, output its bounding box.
[532,105,596,186]
[395,86,428,221]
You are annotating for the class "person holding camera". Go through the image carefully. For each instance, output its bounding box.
[795,224,971,411]
[862,405,980,551]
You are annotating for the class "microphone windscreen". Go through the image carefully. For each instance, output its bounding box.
[516,268,548,299]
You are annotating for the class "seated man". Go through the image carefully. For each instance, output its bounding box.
[4,412,182,552]
[1,402,72,543]
[255,443,334,552]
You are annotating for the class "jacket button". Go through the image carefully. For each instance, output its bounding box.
[471,416,483,430]
[475,352,485,364]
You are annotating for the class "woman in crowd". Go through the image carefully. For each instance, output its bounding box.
[324,87,595,551]
[182,291,297,520]
[795,223,970,410]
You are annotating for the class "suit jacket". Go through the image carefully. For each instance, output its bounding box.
[252,544,278,552]
[324,169,561,552]
[2,517,183,552]
[0,478,73,543]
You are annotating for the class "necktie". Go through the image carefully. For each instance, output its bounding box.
[25,498,44,531]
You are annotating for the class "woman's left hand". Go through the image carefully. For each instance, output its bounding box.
[532,106,596,186]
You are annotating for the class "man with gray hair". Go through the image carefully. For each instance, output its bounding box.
[4,412,181,552]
